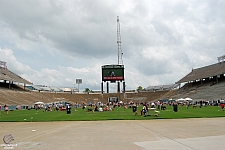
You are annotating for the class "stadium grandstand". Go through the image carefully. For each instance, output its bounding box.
[0,60,32,89]
[176,60,225,85]
[145,84,179,91]
[170,58,225,101]
[26,85,78,93]
[139,56,225,101]
[1,57,225,108]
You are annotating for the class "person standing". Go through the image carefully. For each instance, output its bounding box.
[186,100,189,109]
[4,104,8,114]
[220,103,224,111]
[75,102,79,111]
[199,100,203,108]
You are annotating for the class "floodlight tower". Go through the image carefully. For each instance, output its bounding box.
[218,54,225,63]
[117,16,126,94]
[117,16,123,65]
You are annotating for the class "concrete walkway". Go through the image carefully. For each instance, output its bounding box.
[1,118,225,150]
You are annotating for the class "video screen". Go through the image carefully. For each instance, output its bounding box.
[102,65,124,82]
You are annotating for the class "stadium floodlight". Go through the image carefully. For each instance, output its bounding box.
[76,79,82,93]
[0,60,7,68]
[217,55,225,63]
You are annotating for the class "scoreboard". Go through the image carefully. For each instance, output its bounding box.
[102,65,124,82]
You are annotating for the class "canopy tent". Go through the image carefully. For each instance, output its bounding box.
[176,98,186,102]
[34,101,44,105]
[185,97,193,101]
[176,98,193,102]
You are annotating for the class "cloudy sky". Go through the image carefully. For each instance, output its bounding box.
[0,0,224,92]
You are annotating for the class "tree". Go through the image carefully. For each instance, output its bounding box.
[137,86,143,92]
[84,88,93,94]
[84,88,90,93]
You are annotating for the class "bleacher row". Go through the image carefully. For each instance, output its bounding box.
[1,79,225,106]
[26,85,78,93]
[171,78,225,101]
[145,84,179,91]
[0,88,172,106]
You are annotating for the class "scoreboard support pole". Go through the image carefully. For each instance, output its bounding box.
[101,82,103,94]
[107,82,109,93]
[117,82,120,93]
[123,81,125,93]
[101,82,110,94]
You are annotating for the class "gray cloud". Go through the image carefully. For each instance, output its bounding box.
[0,0,225,90]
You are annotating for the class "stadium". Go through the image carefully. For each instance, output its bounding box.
[1,58,225,150]
[1,1,225,149]
[1,55,225,108]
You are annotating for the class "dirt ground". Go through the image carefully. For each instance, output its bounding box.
[1,118,225,150]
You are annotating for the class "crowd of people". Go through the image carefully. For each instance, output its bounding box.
[1,98,224,115]
[81,101,126,112]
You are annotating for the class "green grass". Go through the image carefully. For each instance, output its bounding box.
[0,105,224,122]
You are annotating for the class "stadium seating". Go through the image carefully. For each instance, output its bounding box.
[1,61,225,106]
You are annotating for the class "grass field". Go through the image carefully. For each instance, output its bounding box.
[0,105,224,122]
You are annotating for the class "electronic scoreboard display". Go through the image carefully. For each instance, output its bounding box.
[102,65,124,82]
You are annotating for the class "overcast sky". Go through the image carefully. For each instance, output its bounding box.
[0,0,224,92]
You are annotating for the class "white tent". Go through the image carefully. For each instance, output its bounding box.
[176,98,186,102]
[34,101,44,105]
[185,97,193,101]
